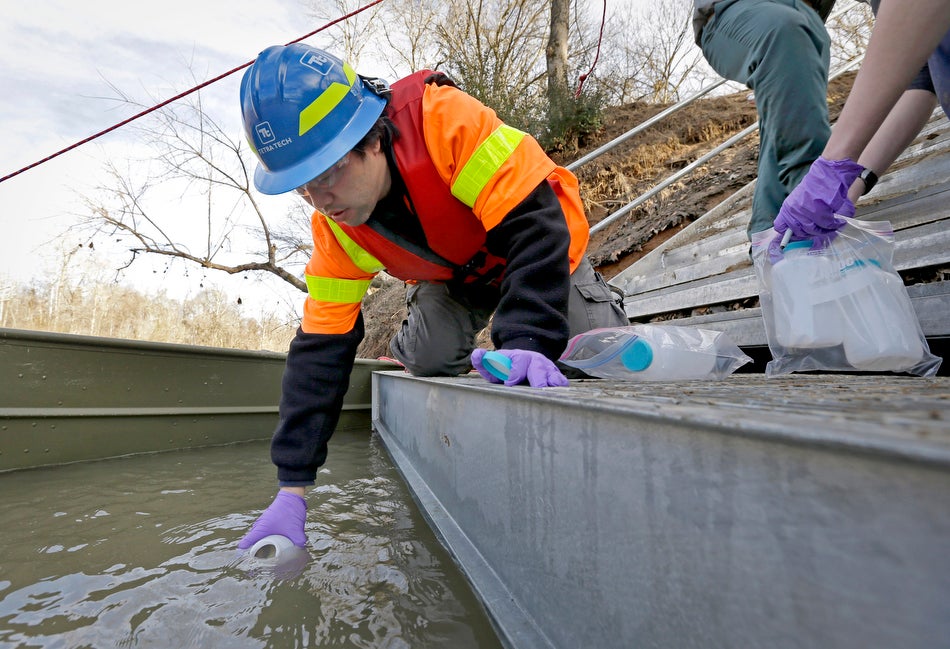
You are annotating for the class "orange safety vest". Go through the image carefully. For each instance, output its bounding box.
[333,70,506,283]
[302,72,590,334]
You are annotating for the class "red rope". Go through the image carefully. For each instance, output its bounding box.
[0,0,386,185]
[575,0,607,99]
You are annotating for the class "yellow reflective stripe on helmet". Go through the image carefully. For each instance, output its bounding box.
[299,63,358,136]
[451,124,526,207]
[305,274,372,304]
[325,218,385,273]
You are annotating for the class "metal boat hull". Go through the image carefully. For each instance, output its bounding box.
[1,327,393,471]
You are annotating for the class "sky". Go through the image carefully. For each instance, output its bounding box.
[0,0,654,321]
[0,0,325,318]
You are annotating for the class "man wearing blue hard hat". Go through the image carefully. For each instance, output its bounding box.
[237,44,627,550]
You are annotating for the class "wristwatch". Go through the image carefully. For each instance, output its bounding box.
[860,168,878,195]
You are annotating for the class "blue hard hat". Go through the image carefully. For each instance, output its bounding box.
[240,44,388,195]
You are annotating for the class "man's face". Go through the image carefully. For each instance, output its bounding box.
[295,138,391,227]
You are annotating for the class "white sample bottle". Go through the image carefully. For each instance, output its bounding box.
[835,258,924,371]
[241,534,310,579]
[248,534,297,561]
[770,240,844,348]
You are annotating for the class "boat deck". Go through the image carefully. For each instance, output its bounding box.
[370,110,950,649]
[372,371,950,649]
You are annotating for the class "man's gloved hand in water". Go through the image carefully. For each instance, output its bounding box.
[238,489,307,549]
[770,157,865,258]
[471,348,569,388]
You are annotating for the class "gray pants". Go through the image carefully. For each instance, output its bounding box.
[390,257,627,376]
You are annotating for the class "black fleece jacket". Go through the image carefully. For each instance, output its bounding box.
[271,179,571,485]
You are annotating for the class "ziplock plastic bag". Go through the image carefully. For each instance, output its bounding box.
[559,323,752,381]
[751,218,941,377]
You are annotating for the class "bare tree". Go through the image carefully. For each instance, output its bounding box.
[547,0,571,104]
[374,0,444,76]
[304,0,387,65]
[827,0,876,73]
[623,0,709,103]
[78,78,311,295]
[429,0,550,127]
[302,0,615,137]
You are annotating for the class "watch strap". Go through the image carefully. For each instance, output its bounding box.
[860,168,878,195]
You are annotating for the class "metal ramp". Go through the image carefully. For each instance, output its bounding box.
[371,43,950,647]
[372,371,950,649]
[609,112,950,348]
[371,99,950,649]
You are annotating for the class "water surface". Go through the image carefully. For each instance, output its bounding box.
[0,431,503,648]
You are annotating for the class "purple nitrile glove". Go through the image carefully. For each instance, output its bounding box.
[237,490,307,549]
[769,157,864,260]
[471,348,569,388]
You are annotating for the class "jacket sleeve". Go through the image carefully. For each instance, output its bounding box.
[484,180,571,360]
[421,83,557,229]
[270,313,364,485]
[302,212,378,335]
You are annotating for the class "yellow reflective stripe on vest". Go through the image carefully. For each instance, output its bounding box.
[451,124,526,207]
[299,63,358,136]
[325,218,385,273]
[305,274,372,304]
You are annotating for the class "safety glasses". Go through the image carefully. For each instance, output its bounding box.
[295,153,350,195]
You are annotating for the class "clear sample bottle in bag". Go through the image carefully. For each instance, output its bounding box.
[559,324,750,381]
[752,218,941,377]
[835,258,924,371]
[770,240,844,348]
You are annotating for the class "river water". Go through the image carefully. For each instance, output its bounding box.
[0,431,503,648]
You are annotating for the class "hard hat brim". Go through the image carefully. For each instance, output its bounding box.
[252,89,387,195]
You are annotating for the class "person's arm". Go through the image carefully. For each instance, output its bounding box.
[773,0,950,247]
[824,0,950,161]
[484,181,571,360]
[237,320,362,550]
[471,181,573,389]
[848,88,938,202]
[422,82,573,387]
[270,321,363,485]
[238,220,366,551]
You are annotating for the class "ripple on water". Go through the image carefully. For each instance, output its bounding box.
[0,433,502,648]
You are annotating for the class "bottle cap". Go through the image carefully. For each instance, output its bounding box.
[481,350,512,381]
[619,338,653,371]
[783,239,813,252]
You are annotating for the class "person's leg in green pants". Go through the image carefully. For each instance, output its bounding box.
[700,0,832,236]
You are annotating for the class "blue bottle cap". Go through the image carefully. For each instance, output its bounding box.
[619,338,653,371]
[783,239,813,252]
[481,350,512,381]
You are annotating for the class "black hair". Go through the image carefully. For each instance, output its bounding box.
[347,75,399,158]
[348,71,456,157]
[350,114,398,158]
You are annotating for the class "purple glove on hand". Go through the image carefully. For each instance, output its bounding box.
[771,157,864,256]
[238,490,307,549]
[471,348,569,388]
